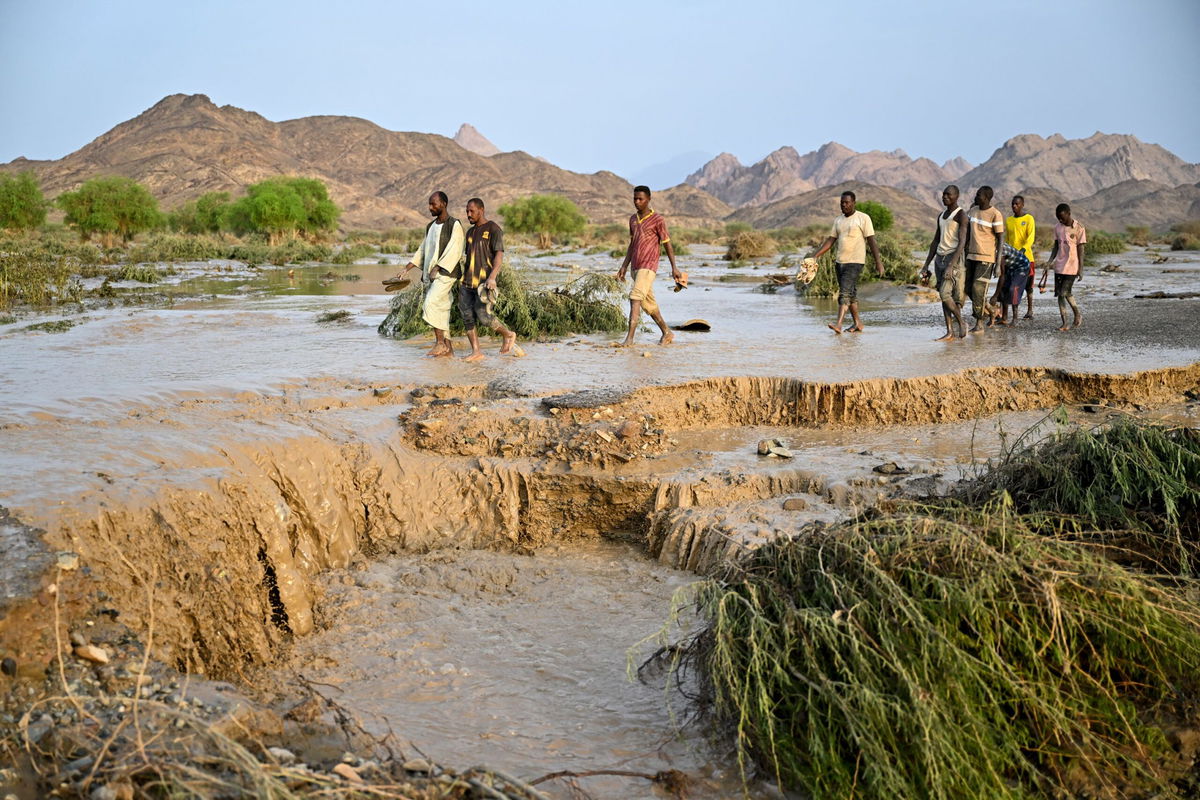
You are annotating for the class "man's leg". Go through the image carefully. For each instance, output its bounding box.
[845,265,864,331]
[463,328,484,361]
[967,262,987,332]
[621,299,641,346]
[1024,267,1035,318]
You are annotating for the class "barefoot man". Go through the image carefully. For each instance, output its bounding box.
[807,191,884,333]
[1041,203,1087,331]
[460,197,522,361]
[919,185,968,341]
[398,191,465,357]
[617,186,682,347]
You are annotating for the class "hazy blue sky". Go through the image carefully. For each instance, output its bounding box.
[2,0,1196,184]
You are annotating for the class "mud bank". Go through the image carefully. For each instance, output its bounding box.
[2,363,1197,686]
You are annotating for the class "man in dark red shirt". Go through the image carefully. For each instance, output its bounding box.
[616,186,682,346]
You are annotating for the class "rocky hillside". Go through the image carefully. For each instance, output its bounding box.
[0,95,651,229]
[687,143,966,208]
[725,181,942,233]
[959,133,1200,204]
[453,123,500,157]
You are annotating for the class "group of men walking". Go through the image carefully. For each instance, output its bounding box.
[916,185,1088,340]
[395,182,1088,357]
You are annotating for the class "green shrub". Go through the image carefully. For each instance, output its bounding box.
[498,194,587,248]
[1082,230,1125,264]
[856,200,894,232]
[0,244,82,308]
[1171,234,1200,251]
[330,242,378,264]
[1125,225,1150,246]
[0,172,48,231]
[57,176,163,244]
[126,233,226,263]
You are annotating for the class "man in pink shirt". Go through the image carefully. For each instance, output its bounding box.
[1040,202,1087,331]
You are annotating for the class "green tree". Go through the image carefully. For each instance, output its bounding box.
[227,178,340,243]
[498,194,587,247]
[57,176,162,244]
[857,200,894,232]
[0,172,48,231]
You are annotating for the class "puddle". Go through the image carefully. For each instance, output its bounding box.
[280,541,780,799]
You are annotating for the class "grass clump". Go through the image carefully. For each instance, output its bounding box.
[0,243,84,308]
[1083,230,1126,264]
[653,416,1200,799]
[1170,234,1200,251]
[724,231,775,261]
[330,242,378,264]
[378,270,626,340]
[658,502,1200,799]
[960,414,1200,574]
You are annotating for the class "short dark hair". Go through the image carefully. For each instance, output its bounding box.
[841,191,856,201]
[1056,203,1071,216]
[467,197,484,209]
[432,191,448,205]
[1012,194,1025,203]
[634,185,651,197]
[945,185,960,196]
[977,186,994,203]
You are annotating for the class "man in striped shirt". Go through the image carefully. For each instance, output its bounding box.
[616,186,682,346]
[963,186,1006,333]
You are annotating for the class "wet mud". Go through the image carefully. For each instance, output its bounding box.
[2,245,1199,798]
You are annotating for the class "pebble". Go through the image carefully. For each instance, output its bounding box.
[74,644,110,664]
[616,420,641,440]
[372,387,393,397]
[2,658,15,676]
[56,551,80,571]
[268,746,298,765]
[403,758,433,773]
[782,498,808,511]
[332,763,364,783]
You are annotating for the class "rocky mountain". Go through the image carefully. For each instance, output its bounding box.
[1069,180,1200,234]
[0,95,653,229]
[452,124,500,157]
[686,143,965,209]
[958,133,1200,204]
[726,181,942,233]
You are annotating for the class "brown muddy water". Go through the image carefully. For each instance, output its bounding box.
[1,243,1198,798]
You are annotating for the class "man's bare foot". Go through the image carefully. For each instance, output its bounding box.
[828,324,842,334]
[616,338,634,348]
[1057,324,1070,332]
[848,325,864,333]
[659,331,674,345]
[434,346,454,357]
[934,332,956,342]
[1023,312,1033,319]
[500,331,517,354]
[1072,318,1083,328]
[463,352,485,362]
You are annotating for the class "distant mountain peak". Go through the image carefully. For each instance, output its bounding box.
[453,124,500,157]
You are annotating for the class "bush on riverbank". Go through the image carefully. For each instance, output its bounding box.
[654,417,1200,799]
[796,232,919,298]
[378,270,626,340]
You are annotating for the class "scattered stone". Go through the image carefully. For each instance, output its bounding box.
[595,430,614,443]
[542,388,631,409]
[372,387,393,397]
[872,462,909,475]
[758,438,792,457]
[1100,264,1122,273]
[767,444,793,459]
[416,419,446,434]
[757,439,772,455]
[616,420,641,440]
[430,397,463,406]
[74,644,110,665]
[1082,404,1101,414]
[56,551,80,571]
[1,657,15,676]
[69,631,87,647]
[410,387,428,398]
[332,763,364,783]
[782,498,808,511]
[641,351,651,358]
[403,758,433,773]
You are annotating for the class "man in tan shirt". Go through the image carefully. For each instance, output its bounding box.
[963,186,1005,333]
[807,191,884,333]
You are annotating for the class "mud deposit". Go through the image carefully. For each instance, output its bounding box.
[280,542,766,799]
[2,246,1199,798]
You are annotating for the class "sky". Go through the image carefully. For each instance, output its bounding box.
[2,0,1197,185]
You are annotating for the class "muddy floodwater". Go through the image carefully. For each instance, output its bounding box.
[1,243,1198,799]
[278,542,769,799]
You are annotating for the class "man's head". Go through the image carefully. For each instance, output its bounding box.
[1055,203,1073,225]
[633,185,651,215]
[974,186,994,208]
[941,185,960,209]
[839,191,856,216]
[1012,195,1025,217]
[428,191,449,218]
[466,197,485,226]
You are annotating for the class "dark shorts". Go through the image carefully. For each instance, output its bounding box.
[458,284,496,329]
[1054,273,1077,298]
[1004,268,1026,307]
[1024,261,1035,294]
[934,253,964,304]
[835,262,863,306]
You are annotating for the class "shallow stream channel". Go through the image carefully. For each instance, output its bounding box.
[2,243,1199,799]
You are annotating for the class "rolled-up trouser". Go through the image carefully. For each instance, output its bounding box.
[835,262,863,306]
[422,272,457,331]
[629,268,659,315]
[934,254,964,305]
[458,284,496,330]
[965,259,995,319]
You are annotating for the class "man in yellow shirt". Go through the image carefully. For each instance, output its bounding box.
[1003,195,1036,321]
